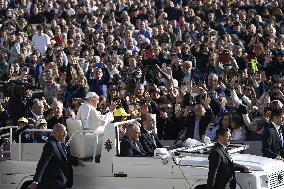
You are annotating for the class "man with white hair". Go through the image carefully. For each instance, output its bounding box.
[76,92,115,130]
[47,101,65,129]
[120,121,146,157]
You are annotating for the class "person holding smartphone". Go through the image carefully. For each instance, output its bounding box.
[87,63,111,97]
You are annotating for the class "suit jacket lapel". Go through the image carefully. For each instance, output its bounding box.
[270,125,282,146]
[217,143,232,162]
[136,141,146,155]
[146,133,155,146]
[132,140,146,155]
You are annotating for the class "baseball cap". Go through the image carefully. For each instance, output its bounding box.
[18,117,28,124]
[36,119,47,128]
[113,108,130,117]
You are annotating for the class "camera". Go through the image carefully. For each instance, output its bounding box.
[2,80,34,98]
[32,89,44,99]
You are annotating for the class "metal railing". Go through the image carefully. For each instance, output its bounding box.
[66,129,99,162]
[18,129,53,161]
[0,126,18,143]
[0,126,18,158]
[112,118,141,127]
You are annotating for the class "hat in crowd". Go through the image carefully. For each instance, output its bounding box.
[217,91,226,97]
[36,119,47,128]
[113,108,130,117]
[86,92,99,99]
[18,117,28,124]
[271,100,283,108]
[143,38,150,44]
[89,28,95,33]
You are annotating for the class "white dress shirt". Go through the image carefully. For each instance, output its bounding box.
[272,121,284,146]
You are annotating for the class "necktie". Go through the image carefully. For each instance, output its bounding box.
[151,133,157,147]
[60,142,68,159]
[133,141,141,152]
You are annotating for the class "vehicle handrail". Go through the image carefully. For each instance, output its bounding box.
[113,118,141,127]
[0,126,18,156]
[176,143,214,153]
[0,133,10,138]
[18,129,53,161]
[0,126,19,130]
[66,130,98,146]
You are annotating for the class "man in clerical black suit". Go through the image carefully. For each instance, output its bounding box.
[28,123,83,189]
[120,121,146,157]
[262,108,284,160]
[140,113,162,156]
[183,104,213,141]
[207,128,251,189]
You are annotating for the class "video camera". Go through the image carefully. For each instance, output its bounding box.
[0,80,42,99]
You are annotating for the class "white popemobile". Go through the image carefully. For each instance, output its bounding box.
[0,118,284,189]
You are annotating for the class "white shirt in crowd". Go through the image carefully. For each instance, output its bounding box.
[66,8,76,16]
[32,33,51,56]
[76,103,114,130]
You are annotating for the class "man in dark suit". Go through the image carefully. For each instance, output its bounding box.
[262,108,284,160]
[120,121,147,157]
[207,128,251,189]
[156,100,182,140]
[183,103,213,141]
[28,123,83,189]
[140,113,163,156]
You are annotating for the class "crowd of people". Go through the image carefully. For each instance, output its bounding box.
[0,0,284,160]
